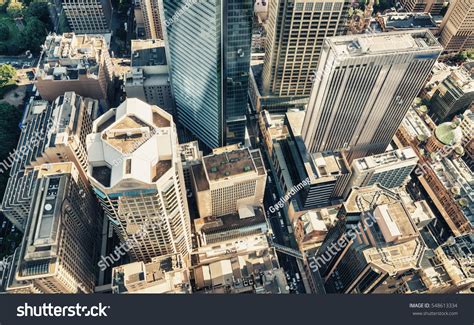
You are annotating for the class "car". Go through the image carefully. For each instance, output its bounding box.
[280,219,285,228]
[272,193,277,200]
[295,273,300,281]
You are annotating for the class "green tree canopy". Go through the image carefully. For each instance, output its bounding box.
[0,22,9,41]
[0,64,16,87]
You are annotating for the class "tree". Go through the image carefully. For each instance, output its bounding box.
[0,22,9,41]
[6,0,23,18]
[0,64,16,87]
[25,2,52,28]
[20,17,48,53]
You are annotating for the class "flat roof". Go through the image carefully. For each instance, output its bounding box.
[203,148,257,182]
[329,30,441,57]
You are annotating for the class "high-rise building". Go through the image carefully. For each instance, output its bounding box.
[178,141,202,190]
[399,0,445,15]
[87,98,192,262]
[124,40,175,114]
[344,147,418,197]
[111,253,190,293]
[6,162,102,294]
[302,30,442,162]
[439,0,474,54]
[62,0,112,34]
[36,33,114,109]
[262,0,350,97]
[140,0,163,39]
[429,63,474,123]
[1,93,98,231]
[191,145,266,218]
[161,0,254,148]
[314,185,425,294]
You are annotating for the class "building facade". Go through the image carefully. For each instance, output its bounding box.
[1,93,98,232]
[262,0,350,97]
[399,0,445,15]
[429,63,474,123]
[36,33,114,109]
[345,147,418,197]
[7,163,102,293]
[191,145,266,218]
[62,0,112,34]
[301,30,442,162]
[140,0,164,39]
[87,98,192,263]
[124,40,175,114]
[161,0,253,148]
[439,0,474,54]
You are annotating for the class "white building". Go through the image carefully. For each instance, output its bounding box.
[191,145,267,218]
[301,30,442,162]
[87,98,192,263]
[345,147,418,197]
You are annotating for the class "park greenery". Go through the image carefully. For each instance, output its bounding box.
[0,102,23,200]
[0,0,52,55]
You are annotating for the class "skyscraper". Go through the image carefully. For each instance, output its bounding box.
[302,30,442,162]
[62,0,112,34]
[1,93,98,232]
[314,185,425,294]
[140,0,164,39]
[87,98,192,262]
[262,0,350,97]
[439,0,474,54]
[161,0,254,148]
[7,162,102,294]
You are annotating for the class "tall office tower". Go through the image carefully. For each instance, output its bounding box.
[399,0,445,15]
[440,0,474,54]
[124,40,175,114]
[1,93,98,231]
[36,33,114,108]
[314,185,425,294]
[87,98,192,262]
[429,64,474,123]
[191,145,266,218]
[140,0,164,39]
[344,147,418,197]
[6,162,102,294]
[62,0,112,34]
[262,0,350,97]
[161,0,254,148]
[302,30,442,162]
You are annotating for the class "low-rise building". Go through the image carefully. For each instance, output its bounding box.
[344,147,418,197]
[124,40,174,114]
[111,254,190,294]
[36,33,113,109]
[191,145,266,218]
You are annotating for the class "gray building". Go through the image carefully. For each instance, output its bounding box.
[161,0,253,148]
[6,163,102,293]
[344,147,418,197]
[302,30,442,162]
[262,0,350,97]
[124,40,175,114]
[62,0,112,34]
[430,63,474,123]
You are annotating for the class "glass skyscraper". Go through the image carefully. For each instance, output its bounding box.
[161,0,253,149]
